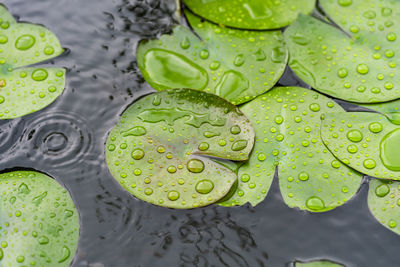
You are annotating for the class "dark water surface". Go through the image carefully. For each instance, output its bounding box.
[1,0,400,266]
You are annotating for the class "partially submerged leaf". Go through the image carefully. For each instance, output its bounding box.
[136,10,287,105]
[368,179,400,235]
[0,171,79,266]
[219,87,362,212]
[105,89,255,209]
[285,5,400,103]
[0,4,65,119]
[321,112,400,180]
[183,0,316,30]
[295,259,345,267]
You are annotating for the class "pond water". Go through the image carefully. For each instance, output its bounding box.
[1,0,400,266]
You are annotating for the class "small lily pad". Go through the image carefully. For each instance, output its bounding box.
[321,112,400,180]
[0,4,65,119]
[136,10,287,105]
[0,170,79,266]
[285,6,400,103]
[105,89,255,209]
[295,260,345,267]
[361,99,400,113]
[368,179,400,235]
[219,87,362,211]
[183,0,316,30]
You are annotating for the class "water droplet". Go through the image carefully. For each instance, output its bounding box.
[32,69,48,81]
[195,180,214,194]
[363,158,376,169]
[180,37,190,49]
[198,142,209,151]
[291,33,310,45]
[253,48,266,61]
[356,63,369,74]
[385,112,400,125]
[204,131,220,138]
[144,49,208,90]
[257,153,266,161]
[167,166,177,173]
[200,49,209,59]
[382,7,392,17]
[298,172,309,181]
[58,246,71,263]
[240,174,250,183]
[306,196,325,211]
[375,183,390,197]
[363,10,376,19]
[338,0,352,6]
[380,129,400,171]
[44,46,55,55]
[233,54,245,66]
[309,103,320,112]
[122,126,147,136]
[347,144,358,153]
[331,160,341,169]
[231,140,247,151]
[144,188,153,195]
[369,122,383,133]
[347,129,363,142]
[187,159,204,173]
[387,32,397,41]
[157,146,166,153]
[215,70,249,99]
[274,115,284,124]
[218,139,226,146]
[168,190,180,201]
[230,125,241,134]
[131,149,145,160]
[209,61,220,70]
[0,34,7,44]
[38,236,49,245]
[15,34,36,50]
[18,183,30,194]
[337,68,348,78]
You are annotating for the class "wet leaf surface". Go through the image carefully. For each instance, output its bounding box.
[0,5,65,119]
[219,86,363,212]
[285,0,400,103]
[321,112,400,180]
[106,89,255,209]
[295,259,345,267]
[137,10,287,105]
[183,0,316,30]
[0,170,79,266]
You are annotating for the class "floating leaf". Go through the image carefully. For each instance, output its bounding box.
[136,10,287,105]
[295,259,345,267]
[0,171,79,266]
[361,99,400,113]
[105,89,255,209]
[368,179,400,235]
[321,112,400,180]
[183,0,316,30]
[0,4,65,119]
[285,4,400,103]
[219,87,362,211]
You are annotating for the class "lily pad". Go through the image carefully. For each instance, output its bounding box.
[0,4,65,119]
[285,6,400,103]
[295,260,345,267]
[183,0,316,30]
[361,99,400,113]
[136,10,287,105]
[219,86,363,211]
[0,170,79,266]
[105,89,255,209]
[368,179,400,235]
[321,112,400,180]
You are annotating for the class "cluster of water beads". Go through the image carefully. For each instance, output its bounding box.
[0,171,78,266]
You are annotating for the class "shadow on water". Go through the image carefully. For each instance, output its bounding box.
[1,0,400,266]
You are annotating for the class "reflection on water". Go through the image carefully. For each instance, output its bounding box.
[1,0,400,266]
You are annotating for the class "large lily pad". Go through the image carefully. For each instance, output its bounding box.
[105,89,255,209]
[219,87,363,212]
[0,170,79,266]
[368,179,400,235]
[183,0,316,30]
[321,112,400,180]
[136,10,287,105]
[295,260,345,267]
[285,4,400,103]
[0,4,65,119]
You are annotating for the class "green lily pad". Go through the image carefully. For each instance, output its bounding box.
[136,10,287,105]
[105,89,255,209]
[0,4,65,119]
[361,99,400,113]
[295,260,345,267]
[321,112,400,180]
[183,0,316,30]
[285,6,400,103]
[219,86,362,211]
[368,179,400,235]
[0,170,79,266]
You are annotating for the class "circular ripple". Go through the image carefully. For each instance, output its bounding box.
[0,118,23,158]
[20,111,93,168]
